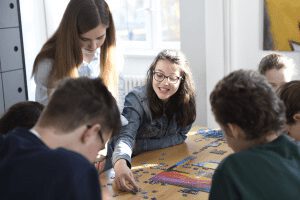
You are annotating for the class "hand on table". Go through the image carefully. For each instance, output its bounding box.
[94,155,106,173]
[114,159,139,193]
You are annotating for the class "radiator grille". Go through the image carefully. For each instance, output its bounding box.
[123,75,146,95]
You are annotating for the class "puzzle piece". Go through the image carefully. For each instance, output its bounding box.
[192,161,220,170]
[179,188,200,195]
[209,149,227,155]
[206,141,221,147]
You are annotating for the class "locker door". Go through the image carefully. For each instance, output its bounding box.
[2,69,26,110]
[0,28,23,72]
[0,0,19,28]
[0,75,5,115]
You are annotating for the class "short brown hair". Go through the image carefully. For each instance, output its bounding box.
[38,77,121,136]
[258,53,294,75]
[210,70,285,140]
[277,80,300,125]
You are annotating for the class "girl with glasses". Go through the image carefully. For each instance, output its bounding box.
[107,49,197,192]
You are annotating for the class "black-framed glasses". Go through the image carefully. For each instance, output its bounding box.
[87,125,104,144]
[153,71,182,84]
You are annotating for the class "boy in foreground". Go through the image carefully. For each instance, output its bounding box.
[209,70,300,199]
[0,77,121,200]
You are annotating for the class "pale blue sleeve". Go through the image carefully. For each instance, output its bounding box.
[33,59,53,105]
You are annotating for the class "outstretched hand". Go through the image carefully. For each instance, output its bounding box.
[114,159,139,193]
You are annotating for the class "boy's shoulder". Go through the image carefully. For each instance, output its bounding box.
[39,147,94,175]
[218,134,300,172]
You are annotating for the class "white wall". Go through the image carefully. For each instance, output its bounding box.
[19,0,47,101]
[43,0,69,37]
[122,55,153,76]
[230,0,300,75]
[180,0,207,127]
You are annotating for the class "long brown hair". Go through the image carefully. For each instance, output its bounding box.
[146,49,196,127]
[32,0,118,96]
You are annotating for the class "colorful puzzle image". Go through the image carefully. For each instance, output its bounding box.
[149,156,219,193]
[198,128,223,138]
[150,171,211,192]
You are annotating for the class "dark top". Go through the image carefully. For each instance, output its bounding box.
[0,128,101,200]
[209,135,300,200]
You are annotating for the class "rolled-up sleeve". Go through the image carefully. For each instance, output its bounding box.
[112,92,145,166]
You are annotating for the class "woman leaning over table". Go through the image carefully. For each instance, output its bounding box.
[106,49,197,192]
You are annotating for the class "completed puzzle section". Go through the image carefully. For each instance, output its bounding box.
[149,129,226,193]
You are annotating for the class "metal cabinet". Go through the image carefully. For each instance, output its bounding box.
[0,0,27,115]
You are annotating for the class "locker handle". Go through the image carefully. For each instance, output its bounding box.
[9,3,15,9]
[14,46,18,52]
[18,87,22,93]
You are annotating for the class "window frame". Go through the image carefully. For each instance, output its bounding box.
[108,0,180,55]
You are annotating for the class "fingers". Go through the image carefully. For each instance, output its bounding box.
[127,173,139,191]
[115,173,139,193]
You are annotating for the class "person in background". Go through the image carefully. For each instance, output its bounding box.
[258,53,295,90]
[0,101,44,135]
[32,0,119,105]
[108,49,196,192]
[277,80,300,141]
[0,77,121,200]
[209,69,300,200]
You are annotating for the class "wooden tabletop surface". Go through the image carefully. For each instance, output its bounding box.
[99,127,232,200]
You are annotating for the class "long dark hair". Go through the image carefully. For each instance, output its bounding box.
[146,49,196,127]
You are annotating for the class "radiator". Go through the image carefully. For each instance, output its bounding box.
[123,75,146,95]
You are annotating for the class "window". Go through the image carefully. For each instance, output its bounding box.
[107,0,180,54]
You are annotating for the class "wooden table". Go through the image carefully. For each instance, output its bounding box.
[99,127,232,200]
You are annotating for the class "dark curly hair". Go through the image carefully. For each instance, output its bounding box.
[210,69,286,140]
[277,80,300,125]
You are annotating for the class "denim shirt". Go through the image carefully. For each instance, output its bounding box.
[112,86,193,166]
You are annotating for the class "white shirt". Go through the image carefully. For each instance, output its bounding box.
[34,49,101,105]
